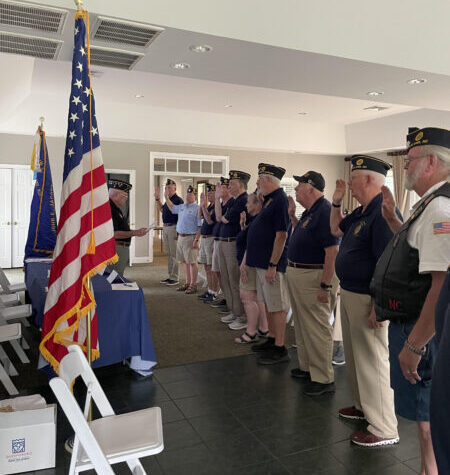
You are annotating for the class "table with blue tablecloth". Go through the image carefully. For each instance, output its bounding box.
[25,262,157,375]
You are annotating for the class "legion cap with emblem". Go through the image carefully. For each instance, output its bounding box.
[229,170,251,183]
[406,127,450,151]
[258,163,286,180]
[108,179,132,192]
[187,185,197,194]
[293,171,325,192]
[220,176,230,185]
[206,183,216,192]
[351,155,391,176]
[166,178,176,186]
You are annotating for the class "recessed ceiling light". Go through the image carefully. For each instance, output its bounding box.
[407,78,427,85]
[366,91,384,96]
[224,104,233,108]
[170,62,191,70]
[189,44,213,53]
[364,105,389,111]
[135,94,144,98]
[297,112,307,115]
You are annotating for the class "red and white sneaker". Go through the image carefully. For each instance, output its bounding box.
[338,406,365,420]
[351,430,399,447]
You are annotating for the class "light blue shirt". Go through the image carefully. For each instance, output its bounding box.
[172,203,202,234]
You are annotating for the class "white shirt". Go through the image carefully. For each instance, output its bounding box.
[407,180,450,274]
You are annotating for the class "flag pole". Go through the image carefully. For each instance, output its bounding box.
[39,116,44,131]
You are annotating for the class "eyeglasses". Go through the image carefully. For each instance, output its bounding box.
[404,154,428,165]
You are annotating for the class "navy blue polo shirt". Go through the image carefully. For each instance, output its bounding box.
[246,187,289,272]
[162,193,183,224]
[335,193,402,294]
[214,198,233,237]
[220,192,247,238]
[236,216,255,266]
[288,197,340,264]
[201,204,216,236]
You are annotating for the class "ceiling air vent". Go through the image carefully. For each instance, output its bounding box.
[0,31,62,59]
[89,45,144,70]
[91,16,163,48]
[0,0,67,34]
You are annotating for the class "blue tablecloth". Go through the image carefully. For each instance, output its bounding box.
[25,262,157,373]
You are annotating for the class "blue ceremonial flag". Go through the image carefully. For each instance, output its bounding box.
[24,127,57,260]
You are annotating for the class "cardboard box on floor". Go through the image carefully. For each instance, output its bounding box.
[0,404,56,474]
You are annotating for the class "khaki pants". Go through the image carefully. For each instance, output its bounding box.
[287,267,338,384]
[163,225,178,280]
[217,241,243,317]
[340,289,398,439]
[112,244,129,276]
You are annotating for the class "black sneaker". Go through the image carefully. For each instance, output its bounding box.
[203,293,215,303]
[290,368,311,379]
[198,291,210,300]
[303,381,335,396]
[251,337,275,353]
[258,346,290,365]
[160,278,170,284]
[332,341,346,366]
[64,435,74,454]
[210,299,227,308]
[166,279,179,286]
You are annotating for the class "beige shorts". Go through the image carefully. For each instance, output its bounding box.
[255,267,290,313]
[211,239,221,272]
[198,236,214,265]
[176,235,198,264]
[240,265,257,292]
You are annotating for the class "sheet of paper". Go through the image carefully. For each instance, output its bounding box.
[111,282,139,291]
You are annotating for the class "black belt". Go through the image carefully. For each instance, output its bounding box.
[116,241,130,248]
[163,223,176,227]
[201,235,213,238]
[218,237,236,242]
[178,233,196,237]
[288,260,323,269]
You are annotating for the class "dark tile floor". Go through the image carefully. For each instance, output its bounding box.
[0,323,422,475]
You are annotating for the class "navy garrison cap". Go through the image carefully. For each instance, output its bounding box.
[187,185,196,194]
[351,155,391,176]
[258,163,286,180]
[407,127,450,151]
[206,183,216,192]
[108,179,132,192]
[229,170,251,183]
[220,177,230,185]
[166,178,176,186]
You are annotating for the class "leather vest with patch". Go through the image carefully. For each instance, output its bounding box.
[370,182,450,323]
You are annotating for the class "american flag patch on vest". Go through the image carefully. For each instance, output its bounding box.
[433,222,450,234]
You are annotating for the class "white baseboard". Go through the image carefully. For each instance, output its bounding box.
[131,256,153,265]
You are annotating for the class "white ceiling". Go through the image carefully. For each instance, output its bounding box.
[0,0,448,154]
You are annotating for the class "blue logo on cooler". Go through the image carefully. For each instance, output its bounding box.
[11,438,25,454]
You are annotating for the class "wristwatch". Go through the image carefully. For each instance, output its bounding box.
[320,282,332,290]
[268,262,277,268]
[331,202,341,208]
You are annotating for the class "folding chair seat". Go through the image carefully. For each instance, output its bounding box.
[0,267,26,294]
[0,323,21,395]
[50,345,164,474]
[0,293,20,306]
[0,305,32,363]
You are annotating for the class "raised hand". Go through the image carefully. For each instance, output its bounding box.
[287,196,296,217]
[381,185,396,222]
[332,179,346,204]
[200,192,206,207]
[154,187,160,199]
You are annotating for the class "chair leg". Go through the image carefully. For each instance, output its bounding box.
[21,336,30,350]
[0,361,19,395]
[127,459,147,475]
[21,316,30,327]
[0,344,18,376]
[9,339,30,364]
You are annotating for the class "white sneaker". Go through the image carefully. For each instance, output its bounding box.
[221,313,236,323]
[228,317,247,330]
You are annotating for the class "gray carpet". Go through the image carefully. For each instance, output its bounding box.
[125,257,295,368]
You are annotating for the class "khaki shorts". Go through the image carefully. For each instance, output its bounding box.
[176,235,198,264]
[198,236,214,265]
[211,239,221,272]
[255,267,290,313]
[240,265,257,292]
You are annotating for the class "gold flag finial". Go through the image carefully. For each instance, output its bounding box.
[74,0,83,11]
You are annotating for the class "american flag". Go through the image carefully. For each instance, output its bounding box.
[433,222,450,235]
[39,11,117,372]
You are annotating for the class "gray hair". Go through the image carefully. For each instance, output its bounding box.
[352,169,386,187]
[261,174,281,186]
[415,144,450,172]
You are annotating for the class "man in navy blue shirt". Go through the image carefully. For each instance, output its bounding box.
[286,171,340,395]
[246,163,290,365]
[330,155,399,447]
[155,178,184,286]
[215,170,249,329]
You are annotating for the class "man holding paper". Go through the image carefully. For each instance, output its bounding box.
[108,179,147,276]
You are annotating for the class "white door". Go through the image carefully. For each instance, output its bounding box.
[12,169,34,267]
[0,169,12,268]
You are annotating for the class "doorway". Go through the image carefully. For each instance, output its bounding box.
[0,165,34,268]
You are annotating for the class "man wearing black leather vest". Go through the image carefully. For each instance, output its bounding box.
[372,127,450,475]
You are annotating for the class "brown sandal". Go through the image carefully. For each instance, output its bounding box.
[177,283,189,291]
[185,284,198,294]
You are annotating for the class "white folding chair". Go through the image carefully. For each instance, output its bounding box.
[0,305,32,364]
[50,345,164,474]
[0,293,20,306]
[0,267,26,294]
[0,323,21,395]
